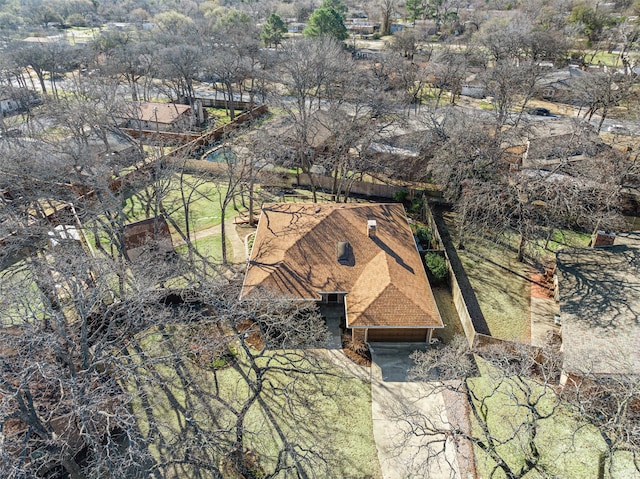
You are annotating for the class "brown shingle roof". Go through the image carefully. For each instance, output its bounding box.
[125,102,191,124]
[241,203,443,329]
[123,216,173,261]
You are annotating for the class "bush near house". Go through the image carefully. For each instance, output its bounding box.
[425,252,447,283]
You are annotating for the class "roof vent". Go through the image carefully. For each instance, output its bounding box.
[367,220,377,238]
[337,241,351,264]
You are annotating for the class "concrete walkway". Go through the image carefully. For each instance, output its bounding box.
[530,296,560,347]
[226,218,249,263]
[370,344,461,479]
[314,317,371,381]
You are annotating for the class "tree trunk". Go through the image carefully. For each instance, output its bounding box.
[249,178,255,226]
[225,81,236,121]
[221,205,228,264]
[61,457,85,479]
[35,70,46,94]
[517,233,526,263]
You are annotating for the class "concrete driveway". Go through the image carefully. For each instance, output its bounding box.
[369,343,461,479]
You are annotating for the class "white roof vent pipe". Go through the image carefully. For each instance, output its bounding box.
[367,220,377,238]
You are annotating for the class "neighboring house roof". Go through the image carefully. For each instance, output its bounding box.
[241,203,443,329]
[279,110,334,151]
[124,102,191,125]
[519,120,605,169]
[536,67,583,89]
[557,232,640,377]
[22,35,64,43]
[123,216,173,261]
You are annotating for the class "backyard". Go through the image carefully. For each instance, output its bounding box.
[441,211,590,342]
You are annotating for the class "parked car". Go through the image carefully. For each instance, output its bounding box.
[526,107,553,116]
[607,124,631,135]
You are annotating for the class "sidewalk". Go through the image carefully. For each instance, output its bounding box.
[530,274,560,347]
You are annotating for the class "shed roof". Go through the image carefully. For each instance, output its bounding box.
[241,203,443,329]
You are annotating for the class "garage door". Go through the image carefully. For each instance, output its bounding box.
[367,328,429,342]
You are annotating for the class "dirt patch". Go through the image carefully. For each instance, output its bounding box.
[432,285,464,343]
[237,319,265,350]
[530,273,554,300]
[186,323,236,369]
[341,331,372,367]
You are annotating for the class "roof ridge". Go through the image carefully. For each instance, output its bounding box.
[349,282,441,327]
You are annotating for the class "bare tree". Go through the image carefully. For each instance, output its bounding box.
[425,109,632,260]
[212,139,247,265]
[274,37,350,202]
[429,47,472,107]
[397,334,640,478]
[562,371,640,477]
[119,282,342,478]
[379,0,396,36]
[573,69,635,133]
[203,9,261,120]
[390,336,569,479]
[0,235,176,478]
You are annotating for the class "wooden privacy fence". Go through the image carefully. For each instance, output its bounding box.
[264,172,442,201]
[110,105,270,191]
[424,203,522,350]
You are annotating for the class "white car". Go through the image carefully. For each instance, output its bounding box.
[607,124,631,135]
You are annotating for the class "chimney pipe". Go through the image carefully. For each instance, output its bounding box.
[367,220,377,238]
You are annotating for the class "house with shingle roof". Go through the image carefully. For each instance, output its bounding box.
[240,203,443,342]
[120,101,193,132]
[556,232,640,383]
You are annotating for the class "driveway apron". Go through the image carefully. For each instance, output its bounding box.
[369,343,461,479]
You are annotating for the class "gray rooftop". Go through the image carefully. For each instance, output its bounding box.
[557,232,640,377]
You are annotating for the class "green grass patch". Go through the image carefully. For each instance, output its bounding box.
[175,234,232,262]
[0,261,46,325]
[469,359,619,478]
[624,215,640,230]
[205,107,232,127]
[123,174,229,237]
[583,51,620,67]
[443,213,530,342]
[126,326,381,478]
[479,100,494,110]
[530,228,591,255]
[442,212,595,342]
[458,242,530,342]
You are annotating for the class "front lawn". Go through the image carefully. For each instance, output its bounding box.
[469,359,635,479]
[125,325,381,478]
